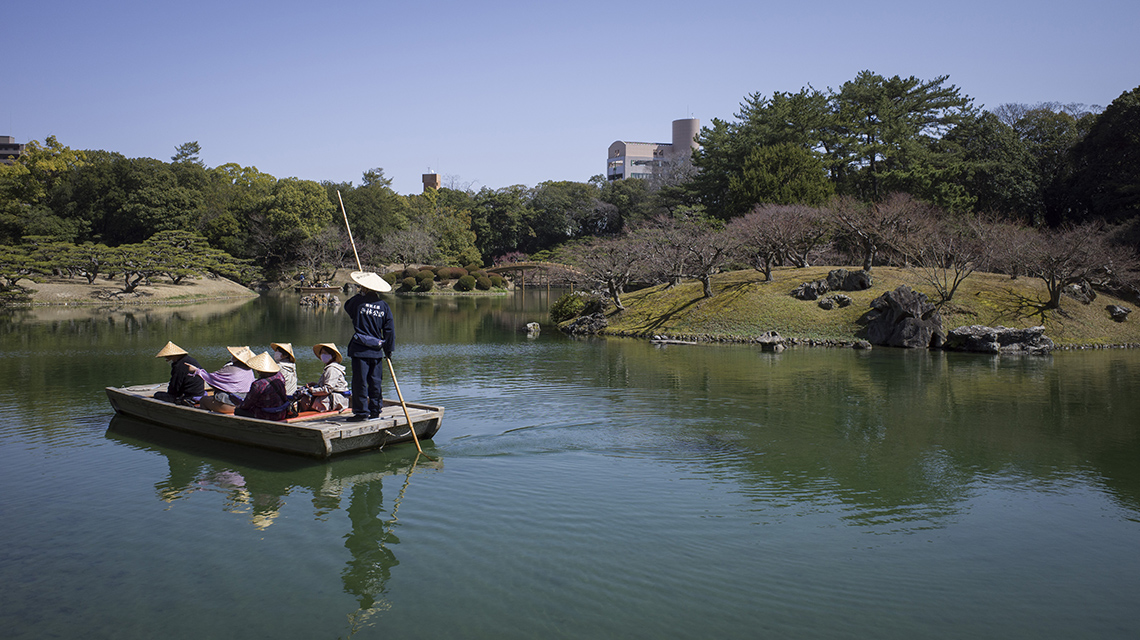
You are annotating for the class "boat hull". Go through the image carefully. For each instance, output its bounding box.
[105,384,443,458]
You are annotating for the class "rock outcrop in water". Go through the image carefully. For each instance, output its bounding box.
[561,313,608,335]
[943,325,1055,355]
[757,330,786,352]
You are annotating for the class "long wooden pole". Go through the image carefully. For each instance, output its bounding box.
[387,359,422,454]
[337,189,363,272]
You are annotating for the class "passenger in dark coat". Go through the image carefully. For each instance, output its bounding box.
[154,341,205,404]
[344,272,394,421]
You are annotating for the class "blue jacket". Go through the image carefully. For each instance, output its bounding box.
[344,292,394,359]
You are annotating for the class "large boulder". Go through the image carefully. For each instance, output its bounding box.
[943,325,1055,355]
[818,294,853,310]
[827,269,873,291]
[792,280,829,300]
[1106,304,1132,322]
[864,286,945,349]
[1063,280,1096,304]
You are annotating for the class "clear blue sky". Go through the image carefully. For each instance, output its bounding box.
[6,0,1138,195]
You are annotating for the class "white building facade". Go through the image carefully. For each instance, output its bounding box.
[606,118,699,181]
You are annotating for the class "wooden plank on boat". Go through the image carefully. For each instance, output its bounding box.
[286,408,350,423]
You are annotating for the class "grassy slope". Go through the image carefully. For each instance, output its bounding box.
[604,266,1140,347]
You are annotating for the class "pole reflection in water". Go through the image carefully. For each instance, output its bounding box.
[105,415,440,634]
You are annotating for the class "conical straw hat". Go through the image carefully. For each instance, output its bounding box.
[313,342,343,363]
[350,271,392,292]
[246,351,280,374]
[270,342,296,362]
[155,341,187,358]
[227,346,254,366]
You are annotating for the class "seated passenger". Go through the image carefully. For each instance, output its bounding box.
[270,342,298,396]
[189,346,255,414]
[154,341,205,404]
[235,352,289,421]
[297,343,350,413]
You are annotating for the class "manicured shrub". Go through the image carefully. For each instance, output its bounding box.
[418,278,435,292]
[550,291,604,323]
[402,268,420,279]
[551,292,586,323]
[400,277,417,291]
[454,274,476,292]
[489,274,505,288]
[382,272,399,287]
[463,262,482,274]
[475,275,492,290]
[417,269,436,281]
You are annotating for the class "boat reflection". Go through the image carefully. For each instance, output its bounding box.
[106,414,440,627]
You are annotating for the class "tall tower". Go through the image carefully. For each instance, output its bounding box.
[670,118,700,156]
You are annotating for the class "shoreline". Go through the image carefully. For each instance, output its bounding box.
[9,275,260,308]
[603,328,1140,351]
[9,294,261,308]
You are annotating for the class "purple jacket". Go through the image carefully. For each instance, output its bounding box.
[194,362,254,395]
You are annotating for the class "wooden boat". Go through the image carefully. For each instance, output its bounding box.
[105,383,443,458]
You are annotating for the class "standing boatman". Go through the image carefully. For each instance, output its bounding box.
[344,272,394,421]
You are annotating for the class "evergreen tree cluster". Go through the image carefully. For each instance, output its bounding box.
[0,72,1136,296]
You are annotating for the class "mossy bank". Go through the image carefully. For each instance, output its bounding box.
[598,266,1140,348]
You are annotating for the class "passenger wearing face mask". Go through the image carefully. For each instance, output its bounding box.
[270,342,298,396]
[297,343,350,413]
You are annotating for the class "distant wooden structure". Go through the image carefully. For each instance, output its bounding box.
[486,261,583,291]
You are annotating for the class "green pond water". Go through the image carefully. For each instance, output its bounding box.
[2,290,1139,639]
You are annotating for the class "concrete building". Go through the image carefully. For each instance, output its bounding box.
[0,136,25,164]
[606,118,699,181]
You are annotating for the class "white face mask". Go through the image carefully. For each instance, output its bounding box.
[320,353,334,364]
[273,351,283,362]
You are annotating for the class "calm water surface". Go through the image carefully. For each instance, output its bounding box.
[2,290,1139,639]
